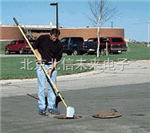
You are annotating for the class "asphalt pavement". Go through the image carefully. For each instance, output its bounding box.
[1,60,150,133]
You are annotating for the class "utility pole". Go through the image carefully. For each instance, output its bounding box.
[111,21,113,28]
[148,21,150,47]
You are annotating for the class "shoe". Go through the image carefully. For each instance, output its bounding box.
[39,109,48,116]
[48,108,61,115]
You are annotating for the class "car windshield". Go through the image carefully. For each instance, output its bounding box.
[87,38,94,42]
[71,38,83,43]
[18,40,24,44]
[88,38,107,43]
[9,41,16,45]
[112,38,123,42]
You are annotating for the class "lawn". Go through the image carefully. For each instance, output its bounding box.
[0,43,150,79]
[0,41,10,54]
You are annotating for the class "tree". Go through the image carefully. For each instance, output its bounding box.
[88,0,118,57]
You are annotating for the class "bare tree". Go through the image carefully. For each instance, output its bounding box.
[88,0,118,57]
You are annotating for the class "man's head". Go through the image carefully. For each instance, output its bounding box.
[50,28,60,41]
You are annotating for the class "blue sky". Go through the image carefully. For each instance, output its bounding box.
[1,0,150,42]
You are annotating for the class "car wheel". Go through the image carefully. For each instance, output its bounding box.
[109,51,112,54]
[100,49,105,56]
[19,48,24,54]
[67,52,72,55]
[5,49,9,54]
[28,49,33,54]
[73,49,79,55]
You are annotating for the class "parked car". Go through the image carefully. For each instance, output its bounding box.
[60,37,87,55]
[5,39,35,54]
[84,37,127,54]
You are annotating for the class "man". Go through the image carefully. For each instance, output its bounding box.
[33,28,63,116]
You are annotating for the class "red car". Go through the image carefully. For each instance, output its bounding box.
[5,39,35,54]
[84,37,127,54]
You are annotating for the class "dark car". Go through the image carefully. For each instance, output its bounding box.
[60,37,87,55]
[5,39,35,54]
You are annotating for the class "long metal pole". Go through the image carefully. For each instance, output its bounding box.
[148,21,150,47]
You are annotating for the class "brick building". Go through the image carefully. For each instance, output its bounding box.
[59,28,124,40]
[0,25,124,41]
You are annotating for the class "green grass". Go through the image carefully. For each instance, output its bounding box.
[60,43,150,61]
[0,43,150,79]
[0,41,10,54]
[0,56,92,79]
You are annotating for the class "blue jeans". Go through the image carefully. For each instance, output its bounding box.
[36,64,57,110]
